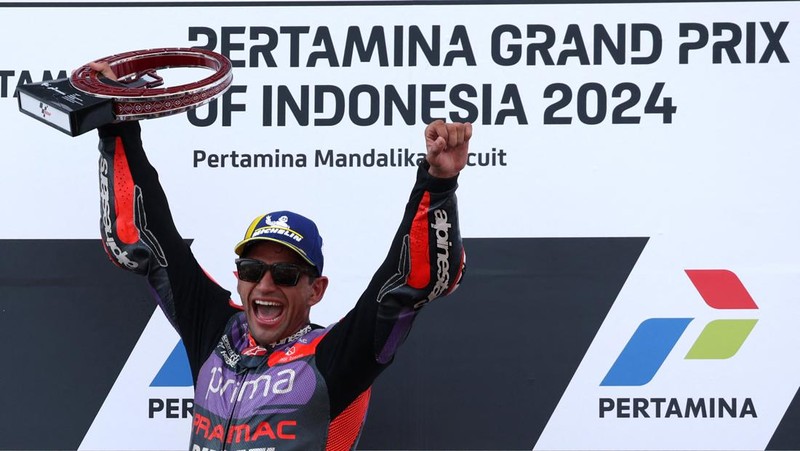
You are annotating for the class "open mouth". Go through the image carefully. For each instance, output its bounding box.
[252,300,284,323]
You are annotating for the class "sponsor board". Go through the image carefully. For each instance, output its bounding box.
[0,1,798,450]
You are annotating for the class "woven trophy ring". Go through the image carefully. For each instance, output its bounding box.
[70,47,233,120]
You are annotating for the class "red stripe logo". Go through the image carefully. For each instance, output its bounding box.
[407,191,431,289]
[113,137,140,245]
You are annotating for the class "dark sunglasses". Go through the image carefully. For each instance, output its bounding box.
[235,258,316,286]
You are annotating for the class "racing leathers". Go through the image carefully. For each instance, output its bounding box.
[96,121,466,451]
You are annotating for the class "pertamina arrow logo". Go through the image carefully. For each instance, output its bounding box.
[602,269,758,386]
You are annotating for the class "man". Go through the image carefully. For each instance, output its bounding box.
[92,63,471,450]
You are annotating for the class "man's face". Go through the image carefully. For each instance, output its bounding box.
[237,241,328,347]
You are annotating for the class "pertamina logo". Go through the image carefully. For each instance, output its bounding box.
[599,269,759,419]
[149,340,194,420]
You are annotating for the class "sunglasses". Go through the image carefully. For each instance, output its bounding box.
[235,258,316,286]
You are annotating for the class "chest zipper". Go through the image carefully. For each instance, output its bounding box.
[221,367,249,451]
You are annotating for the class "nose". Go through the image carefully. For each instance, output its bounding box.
[254,269,277,288]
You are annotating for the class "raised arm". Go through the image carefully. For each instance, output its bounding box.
[93,65,239,380]
[316,120,471,417]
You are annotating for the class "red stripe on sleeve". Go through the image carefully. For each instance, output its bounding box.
[113,137,140,244]
[325,389,371,451]
[407,191,431,289]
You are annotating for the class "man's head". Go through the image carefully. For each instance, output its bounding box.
[233,211,328,347]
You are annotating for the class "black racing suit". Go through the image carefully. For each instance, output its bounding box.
[97,121,466,451]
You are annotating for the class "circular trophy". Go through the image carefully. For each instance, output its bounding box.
[71,47,233,120]
[16,47,233,136]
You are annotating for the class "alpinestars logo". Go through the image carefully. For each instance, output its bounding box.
[426,209,453,303]
[99,158,139,270]
[602,269,758,387]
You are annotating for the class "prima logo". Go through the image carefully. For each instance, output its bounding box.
[602,269,758,386]
[205,367,296,403]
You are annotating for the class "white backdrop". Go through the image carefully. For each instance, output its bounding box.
[1,1,798,450]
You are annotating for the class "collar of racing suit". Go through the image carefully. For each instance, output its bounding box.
[242,324,314,357]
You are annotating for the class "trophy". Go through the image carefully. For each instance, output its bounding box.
[16,47,232,136]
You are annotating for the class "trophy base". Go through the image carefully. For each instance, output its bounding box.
[17,77,115,137]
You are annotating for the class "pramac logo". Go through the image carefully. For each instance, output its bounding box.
[602,269,759,386]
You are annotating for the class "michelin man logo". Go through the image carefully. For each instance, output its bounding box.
[265,215,290,228]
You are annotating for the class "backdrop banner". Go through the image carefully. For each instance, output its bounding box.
[0,1,798,450]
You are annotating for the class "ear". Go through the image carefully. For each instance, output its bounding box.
[307,276,329,308]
